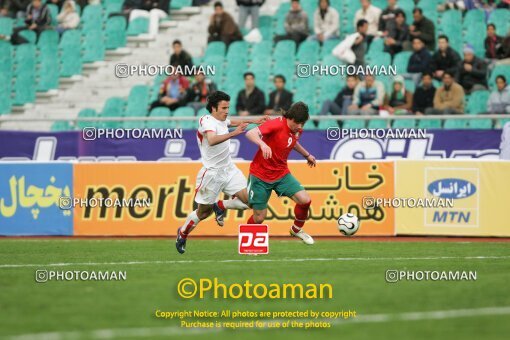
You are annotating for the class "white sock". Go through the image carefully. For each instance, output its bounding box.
[181,210,200,235]
[222,198,249,210]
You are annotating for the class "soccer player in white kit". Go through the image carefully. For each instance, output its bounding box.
[176,91,266,254]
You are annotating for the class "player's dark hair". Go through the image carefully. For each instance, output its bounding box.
[356,19,368,29]
[172,39,182,46]
[496,75,507,84]
[274,74,286,83]
[487,23,496,30]
[244,72,255,79]
[283,102,309,124]
[413,7,423,15]
[206,91,230,113]
[438,34,449,42]
[214,1,223,8]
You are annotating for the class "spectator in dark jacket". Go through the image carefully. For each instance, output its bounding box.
[237,0,264,30]
[186,72,217,114]
[236,72,265,116]
[9,0,30,18]
[412,73,436,115]
[405,37,432,85]
[409,8,435,51]
[431,35,461,81]
[265,75,293,114]
[11,0,51,44]
[319,75,359,118]
[0,0,10,17]
[384,10,409,56]
[457,45,488,93]
[274,0,308,45]
[485,23,504,60]
[169,39,194,75]
[208,1,242,47]
[487,75,510,113]
[379,0,399,34]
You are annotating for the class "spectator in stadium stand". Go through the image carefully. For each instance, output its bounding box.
[384,75,413,115]
[485,24,504,60]
[10,0,51,45]
[8,0,30,19]
[497,0,509,8]
[409,8,435,51]
[425,72,465,115]
[265,74,293,115]
[169,39,194,75]
[236,0,264,30]
[486,75,510,114]
[412,73,436,115]
[404,37,432,86]
[0,0,11,17]
[273,0,308,46]
[207,1,242,47]
[186,71,217,114]
[308,0,340,43]
[384,10,409,56]
[236,72,266,116]
[353,0,381,45]
[457,45,488,94]
[379,0,398,36]
[109,0,167,38]
[431,35,461,81]
[348,74,385,115]
[55,0,79,35]
[498,32,510,65]
[351,19,368,67]
[149,69,190,111]
[319,75,359,120]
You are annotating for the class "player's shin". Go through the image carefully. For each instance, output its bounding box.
[291,201,311,233]
[180,210,200,238]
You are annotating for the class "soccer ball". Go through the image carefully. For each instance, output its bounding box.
[338,213,360,236]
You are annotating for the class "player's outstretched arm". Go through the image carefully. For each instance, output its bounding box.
[294,142,317,168]
[229,116,268,127]
[246,127,272,159]
[204,123,248,146]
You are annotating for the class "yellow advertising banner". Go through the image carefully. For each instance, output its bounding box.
[73,161,395,236]
[395,160,510,236]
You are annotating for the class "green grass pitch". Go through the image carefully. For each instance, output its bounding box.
[1,238,509,340]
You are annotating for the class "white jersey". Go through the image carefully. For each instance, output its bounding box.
[197,114,232,169]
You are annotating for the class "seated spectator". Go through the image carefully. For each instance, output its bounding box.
[274,0,308,46]
[186,71,217,114]
[237,0,264,30]
[354,0,382,45]
[498,32,510,65]
[9,0,31,19]
[384,75,413,115]
[412,73,436,115]
[56,0,79,35]
[0,0,10,17]
[208,1,242,47]
[437,0,485,12]
[149,70,190,111]
[485,23,504,60]
[431,35,461,81]
[348,74,385,115]
[126,0,168,39]
[409,8,435,51]
[487,75,510,113]
[11,0,51,45]
[309,0,339,43]
[425,72,464,115]
[169,39,193,75]
[404,37,432,85]
[265,75,293,115]
[384,10,409,56]
[352,19,368,66]
[497,0,509,8]
[319,75,359,117]
[379,0,399,36]
[236,72,265,116]
[457,45,488,94]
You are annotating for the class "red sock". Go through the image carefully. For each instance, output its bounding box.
[247,215,255,224]
[292,201,311,232]
[217,200,226,210]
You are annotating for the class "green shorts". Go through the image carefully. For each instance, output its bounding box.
[247,173,304,210]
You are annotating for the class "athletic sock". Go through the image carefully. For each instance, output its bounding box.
[180,210,200,239]
[292,201,311,233]
[247,215,255,224]
[220,198,249,210]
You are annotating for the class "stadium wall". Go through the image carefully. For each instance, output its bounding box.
[0,160,509,237]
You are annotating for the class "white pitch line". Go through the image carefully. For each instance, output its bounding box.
[6,306,510,340]
[1,255,510,269]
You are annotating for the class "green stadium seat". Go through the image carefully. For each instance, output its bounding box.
[469,119,493,129]
[171,0,192,9]
[367,51,391,67]
[77,108,97,129]
[205,41,226,59]
[342,119,366,129]
[37,30,58,52]
[82,30,105,62]
[123,120,145,129]
[19,30,36,44]
[250,41,271,61]
[59,29,82,77]
[392,119,416,129]
[125,85,150,116]
[499,118,510,128]
[462,10,484,32]
[0,17,13,37]
[106,16,127,49]
[393,51,412,74]
[226,41,248,64]
[51,121,73,131]
[0,69,12,114]
[320,39,341,58]
[37,48,60,91]
[488,9,510,36]
[202,55,223,84]
[466,90,490,114]
[81,4,102,32]
[197,107,209,117]
[0,41,13,76]
[100,97,126,128]
[418,119,442,129]
[464,23,486,58]
[317,119,339,130]
[274,40,296,61]
[103,3,123,19]
[444,119,469,129]
[148,107,172,128]
[127,17,149,36]
[368,38,384,55]
[368,119,388,129]
[47,3,59,26]
[172,107,195,129]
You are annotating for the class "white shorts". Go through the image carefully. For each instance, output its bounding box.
[194,164,247,205]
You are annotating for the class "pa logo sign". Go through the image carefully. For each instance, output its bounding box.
[238,224,269,255]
